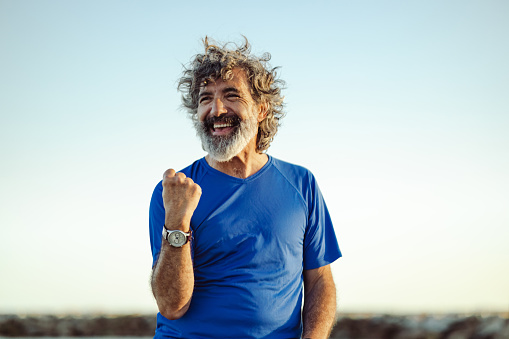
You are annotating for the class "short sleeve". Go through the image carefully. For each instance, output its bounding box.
[149,181,165,268]
[303,175,342,270]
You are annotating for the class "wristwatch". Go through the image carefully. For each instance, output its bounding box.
[162,226,191,247]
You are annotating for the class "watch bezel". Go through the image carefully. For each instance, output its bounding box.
[162,227,191,248]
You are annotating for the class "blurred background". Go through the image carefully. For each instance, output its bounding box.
[1,0,508,319]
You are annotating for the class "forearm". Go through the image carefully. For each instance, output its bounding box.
[151,239,194,320]
[302,267,337,338]
[152,169,201,320]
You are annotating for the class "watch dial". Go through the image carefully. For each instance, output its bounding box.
[169,231,187,247]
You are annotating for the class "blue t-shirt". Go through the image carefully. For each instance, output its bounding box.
[149,156,341,338]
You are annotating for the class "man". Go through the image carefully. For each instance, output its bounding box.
[149,37,342,338]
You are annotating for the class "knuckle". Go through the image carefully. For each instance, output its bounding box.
[163,168,176,179]
[164,168,176,176]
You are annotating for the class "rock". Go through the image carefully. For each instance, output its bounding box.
[329,313,509,339]
[0,314,157,336]
[1,313,508,338]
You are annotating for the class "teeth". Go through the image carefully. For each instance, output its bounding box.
[214,123,233,128]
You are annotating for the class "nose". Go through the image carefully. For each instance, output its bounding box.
[210,98,227,117]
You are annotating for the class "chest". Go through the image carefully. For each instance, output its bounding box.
[190,178,308,268]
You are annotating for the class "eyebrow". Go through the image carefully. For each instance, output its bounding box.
[198,86,240,99]
[222,87,240,94]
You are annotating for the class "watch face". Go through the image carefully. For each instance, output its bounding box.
[169,231,187,247]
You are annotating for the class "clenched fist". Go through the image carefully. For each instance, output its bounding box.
[162,169,202,231]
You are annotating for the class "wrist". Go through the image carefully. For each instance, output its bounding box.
[164,216,190,232]
[162,226,192,248]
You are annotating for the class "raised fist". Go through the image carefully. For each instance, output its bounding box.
[162,169,202,231]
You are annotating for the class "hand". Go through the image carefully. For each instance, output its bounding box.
[162,169,202,230]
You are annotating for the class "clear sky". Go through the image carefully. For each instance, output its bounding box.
[1,0,508,315]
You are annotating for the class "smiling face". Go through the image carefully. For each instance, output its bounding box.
[194,69,266,162]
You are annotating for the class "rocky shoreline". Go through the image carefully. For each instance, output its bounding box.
[0,314,155,337]
[330,313,509,339]
[0,313,508,338]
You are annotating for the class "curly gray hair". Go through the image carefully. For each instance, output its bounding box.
[177,37,285,152]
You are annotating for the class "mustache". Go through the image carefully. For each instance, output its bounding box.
[203,115,241,130]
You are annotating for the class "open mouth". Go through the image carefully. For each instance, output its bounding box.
[205,116,241,135]
[213,122,234,130]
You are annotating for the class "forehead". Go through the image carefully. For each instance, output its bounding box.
[198,68,251,94]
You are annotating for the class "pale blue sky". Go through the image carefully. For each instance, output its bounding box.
[1,0,508,314]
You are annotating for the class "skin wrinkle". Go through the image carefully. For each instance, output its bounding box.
[178,37,285,153]
[194,69,261,163]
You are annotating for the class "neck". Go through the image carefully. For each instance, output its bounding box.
[206,149,268,179]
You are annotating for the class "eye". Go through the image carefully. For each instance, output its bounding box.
[226,93,240,100]
[199,96,211,104]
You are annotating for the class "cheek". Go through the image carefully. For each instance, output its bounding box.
[250,108,264,122]
[196,107,207,122]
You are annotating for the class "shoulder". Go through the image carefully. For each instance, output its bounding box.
[270,156,317,188]
[271,156,313,177]
[269,157,323,209]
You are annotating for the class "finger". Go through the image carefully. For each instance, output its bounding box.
[163,168,176,180]
[175,172,187,180]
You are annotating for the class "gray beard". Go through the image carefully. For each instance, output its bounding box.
[194,115,259,162]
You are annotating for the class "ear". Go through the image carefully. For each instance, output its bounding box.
[257,102,269,122]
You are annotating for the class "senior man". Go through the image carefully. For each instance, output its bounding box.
[149,37,341,338]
